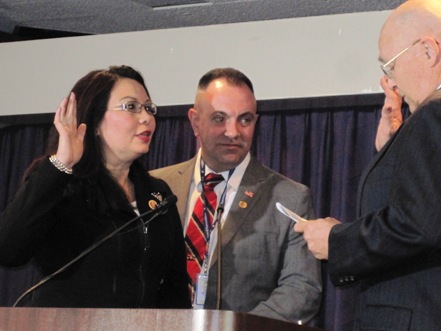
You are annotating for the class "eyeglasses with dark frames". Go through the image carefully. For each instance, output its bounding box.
[380,39,421,78]
[112,101,158,115]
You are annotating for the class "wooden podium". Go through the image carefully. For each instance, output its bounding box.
[0,308,323,331]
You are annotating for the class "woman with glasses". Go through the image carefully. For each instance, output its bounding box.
[0,65,191,309]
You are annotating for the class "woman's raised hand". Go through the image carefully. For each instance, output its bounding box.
[53,92,87,168]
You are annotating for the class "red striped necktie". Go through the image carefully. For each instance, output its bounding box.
[185,173,224,285]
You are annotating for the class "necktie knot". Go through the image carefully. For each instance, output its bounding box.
[203,173,224,191]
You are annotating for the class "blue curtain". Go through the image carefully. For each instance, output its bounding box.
[252,105,381,330]
[0,123,51,307]
[0,97,395,330]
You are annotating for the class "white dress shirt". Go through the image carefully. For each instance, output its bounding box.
[184,149,250,308]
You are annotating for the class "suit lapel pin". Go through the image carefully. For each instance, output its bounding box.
[148,192,163,209]
[245,191,254,198]
[151,192,163,202]
[148,200,158,209]
[239,201,248,208]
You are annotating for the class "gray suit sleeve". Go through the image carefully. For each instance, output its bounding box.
[249,183,322,323]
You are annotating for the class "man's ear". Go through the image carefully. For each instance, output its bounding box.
[422,36,441,66]
[188,108,199,137]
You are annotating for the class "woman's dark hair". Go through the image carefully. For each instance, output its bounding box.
[24,65,152,215]
[26,65,150,179]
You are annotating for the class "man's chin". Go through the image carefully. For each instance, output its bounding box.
[215,155,246,171]
[408,102,418,113]
[403,96,418,113]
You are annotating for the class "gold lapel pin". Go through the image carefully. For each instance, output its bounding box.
[238,201,248,209]
[148,200,158,209]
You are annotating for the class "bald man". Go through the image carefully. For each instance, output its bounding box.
[295,1,441,329]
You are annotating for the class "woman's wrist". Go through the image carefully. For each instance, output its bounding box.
[49,155,73,175]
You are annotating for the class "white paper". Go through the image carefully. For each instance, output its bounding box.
[276,202,308,223]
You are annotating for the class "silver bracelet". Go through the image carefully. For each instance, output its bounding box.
[49,155,73,175]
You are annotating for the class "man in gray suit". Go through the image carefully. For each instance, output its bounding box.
[296,1,441,329]
[150,68,321,323]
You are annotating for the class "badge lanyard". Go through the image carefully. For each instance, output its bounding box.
[199,160,234,275]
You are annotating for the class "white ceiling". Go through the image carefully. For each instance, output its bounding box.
[0,0,404,42]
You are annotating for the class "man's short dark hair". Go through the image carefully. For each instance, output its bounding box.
[197,67,254,94]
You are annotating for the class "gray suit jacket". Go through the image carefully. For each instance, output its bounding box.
[150,156,322,323]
